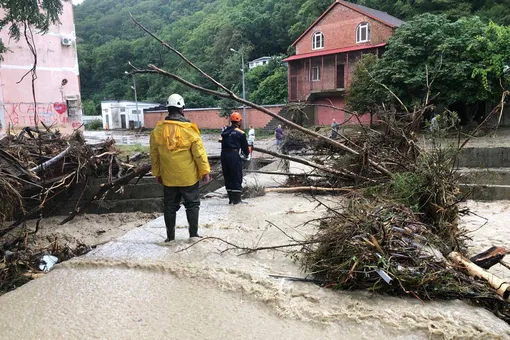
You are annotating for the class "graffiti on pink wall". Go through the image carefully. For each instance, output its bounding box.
[3,102,80,128]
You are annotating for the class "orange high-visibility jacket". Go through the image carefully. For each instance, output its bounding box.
[150,120,210,187]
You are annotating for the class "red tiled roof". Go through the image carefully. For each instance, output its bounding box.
[291,0,403,47]
[283,43,386,62]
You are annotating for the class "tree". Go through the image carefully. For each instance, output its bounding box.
[346,14,510,124]
[345,53,388,125]
[81,99,100,116]
[0,0,67,57]
[376,14,488,107]
[248,66,288,105]
[470,21,510,93]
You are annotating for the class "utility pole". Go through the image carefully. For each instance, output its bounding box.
[230,48,247,129]
[125,71,140,128]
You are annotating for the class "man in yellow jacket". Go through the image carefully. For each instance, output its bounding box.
[150,94,211,242]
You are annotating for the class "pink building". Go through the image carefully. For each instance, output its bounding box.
[0,2,82,134]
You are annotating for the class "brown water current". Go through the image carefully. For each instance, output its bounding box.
[1,195,509,339]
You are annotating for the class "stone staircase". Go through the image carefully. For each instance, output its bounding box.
[458,147,510,201]
[262,117,281,132]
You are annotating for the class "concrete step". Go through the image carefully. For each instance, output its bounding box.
[459,147,510,168]
[460,183,510,201]
[458,168,510,185]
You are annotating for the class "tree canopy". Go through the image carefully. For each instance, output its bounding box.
[346,13,510,122]
[0,0,68,57]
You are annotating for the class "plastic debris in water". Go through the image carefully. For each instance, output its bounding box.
[39,255,58,272]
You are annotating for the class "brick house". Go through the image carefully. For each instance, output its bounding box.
[284,0,403,125]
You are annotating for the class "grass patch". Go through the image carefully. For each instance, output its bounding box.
[116,143,150,154]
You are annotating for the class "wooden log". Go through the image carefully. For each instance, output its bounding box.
[448,251,510,300]
[264,186,353,193]
[127,152,145,163]
[252,146,372,182]
[245,170,326,177]
[469,246,509,269]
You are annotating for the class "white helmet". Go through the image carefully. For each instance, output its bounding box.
[166,93,185,108]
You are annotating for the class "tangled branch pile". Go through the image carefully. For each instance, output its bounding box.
[0,127,151,294]
[302,200,466,297]
[271,107,510,323]
[0,127,151,228]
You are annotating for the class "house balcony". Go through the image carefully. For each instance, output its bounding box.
[306,88,346,102]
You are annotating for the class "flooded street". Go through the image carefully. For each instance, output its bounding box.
[1,195,509,339]
[83,130,275,157]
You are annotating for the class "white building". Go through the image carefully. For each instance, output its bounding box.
[248,56,272,69]
[101,100,159,129]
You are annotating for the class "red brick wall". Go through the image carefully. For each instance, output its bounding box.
[315,97,371,126]
[295,4,395,55]
[144,105,284,129]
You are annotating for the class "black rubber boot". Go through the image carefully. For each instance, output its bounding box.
[186,208,201,238]
[227,191,233,204]
[231,192,243,205]
[164,213,176,242]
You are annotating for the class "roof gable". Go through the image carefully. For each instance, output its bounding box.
[291,0,403,47]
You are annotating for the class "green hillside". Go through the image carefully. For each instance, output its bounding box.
[75,0,510,114]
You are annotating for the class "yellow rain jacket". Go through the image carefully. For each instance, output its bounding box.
[150,120,210,187]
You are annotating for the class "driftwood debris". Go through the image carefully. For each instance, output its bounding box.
[470,246,509,269]
[252,146,371,182]
[245,170,326,178]
[264,186,353,194]
[0,128,150,230]
[449,251,510,300]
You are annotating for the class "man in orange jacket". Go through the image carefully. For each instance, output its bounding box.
[220,112,249,204]
[150,94,211,242]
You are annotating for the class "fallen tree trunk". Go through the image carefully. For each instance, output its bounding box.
[265,186,353,193]
[252,146,372,182]
[245,170,327,177]
[449,251,510,300]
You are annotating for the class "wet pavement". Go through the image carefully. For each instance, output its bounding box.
[83,130,276,157]
[1,192,509,339]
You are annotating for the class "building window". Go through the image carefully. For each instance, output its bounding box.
[312,31,324,50]
[356,22,370,43]
[311,66,320,81]
[66,99,79,117]
[120,107,126,112]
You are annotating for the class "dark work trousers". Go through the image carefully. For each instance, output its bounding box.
[163,181,200,239]
[221,149,243,193]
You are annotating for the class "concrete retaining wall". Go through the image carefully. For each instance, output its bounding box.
[458,147,510,168]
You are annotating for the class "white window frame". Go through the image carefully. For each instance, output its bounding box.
[312,31,324,50]
[356,22,370,43]
[311,66,321,81]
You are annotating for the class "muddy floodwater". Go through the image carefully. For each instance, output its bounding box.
[1,196,509,339]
